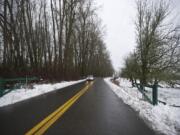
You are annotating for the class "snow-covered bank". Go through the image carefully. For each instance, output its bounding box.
[0,79,85,107]
[104,78,180,135]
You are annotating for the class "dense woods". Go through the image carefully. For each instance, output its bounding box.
[121,0,180,85]
[0,0,114,80]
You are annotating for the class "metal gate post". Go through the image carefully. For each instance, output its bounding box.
[153,81,158,105]
[0,79,4,97]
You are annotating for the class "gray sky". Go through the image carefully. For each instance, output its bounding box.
[96,0,180,71]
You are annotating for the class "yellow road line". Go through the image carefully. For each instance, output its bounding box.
[25,81,93,135]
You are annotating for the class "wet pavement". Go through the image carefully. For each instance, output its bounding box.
[0,81,86,135]
[0,78,157,135]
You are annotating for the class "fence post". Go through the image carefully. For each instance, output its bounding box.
[152,81,158,105]
[140,84,143,90]
[0,79,4,97]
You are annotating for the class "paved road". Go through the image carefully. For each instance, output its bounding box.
[0,78,157,135]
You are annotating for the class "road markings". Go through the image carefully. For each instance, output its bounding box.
[25,81,93,135]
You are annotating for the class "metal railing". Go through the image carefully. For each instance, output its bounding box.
[0,77,39,97]
[135,82,158,105]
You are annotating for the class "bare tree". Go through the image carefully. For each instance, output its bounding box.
[135,0,180,85]
[0,0,114,80]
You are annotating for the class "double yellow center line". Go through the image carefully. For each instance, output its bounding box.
[25,81,93,135]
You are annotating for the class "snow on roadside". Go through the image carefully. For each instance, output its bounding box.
[104,78,180,135]
[0,79,85,107]
[158,87,180,106]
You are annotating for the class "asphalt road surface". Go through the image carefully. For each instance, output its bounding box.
[0,78,157,135]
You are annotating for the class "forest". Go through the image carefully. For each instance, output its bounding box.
[0,0,114,81]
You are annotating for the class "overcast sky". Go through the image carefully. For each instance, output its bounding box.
[96,0,180,71]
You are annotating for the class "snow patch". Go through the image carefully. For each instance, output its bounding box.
[104,78,180,135]
[0,79,85,107]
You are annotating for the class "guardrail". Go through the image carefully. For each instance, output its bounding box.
[0,77,39,97]
[134,82,158,105]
